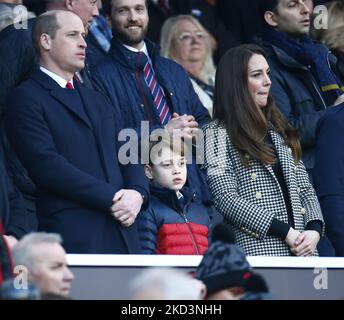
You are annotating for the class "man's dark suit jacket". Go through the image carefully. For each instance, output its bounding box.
[5,71,149,254]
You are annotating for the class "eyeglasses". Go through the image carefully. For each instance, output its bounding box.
[176,32,208,43]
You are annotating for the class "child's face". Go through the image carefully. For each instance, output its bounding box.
[145,148,187,192]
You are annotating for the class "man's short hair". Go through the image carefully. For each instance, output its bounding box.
[12,232,62,272]
[102,0,149,17]
[32,10,63,54]
[259,0,279,15]
[148,131,187,165]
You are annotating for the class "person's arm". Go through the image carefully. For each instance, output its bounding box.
[296,159,325,236]
[5,88,117,212]
[137,206,158,254]
[269,67,327,149]
[313,108,344,255]
[5,172,29,240]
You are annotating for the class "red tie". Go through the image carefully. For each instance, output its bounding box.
[66,82,74,90]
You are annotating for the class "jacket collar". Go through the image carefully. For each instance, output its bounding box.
[257,35,333,71]
[150,184,196,211]
[108,37,161,71]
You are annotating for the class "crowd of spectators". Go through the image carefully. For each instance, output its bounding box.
[1,0,344,299]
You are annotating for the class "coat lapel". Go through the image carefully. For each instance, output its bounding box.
[32,71,93,129]
[77,84,112,182]
[269,130,292,184]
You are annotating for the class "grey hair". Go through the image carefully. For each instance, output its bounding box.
[129,267,202,300]
[12,232,63,272]
[160,14,216,86]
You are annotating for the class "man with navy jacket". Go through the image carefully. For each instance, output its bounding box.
[5,10,149,254]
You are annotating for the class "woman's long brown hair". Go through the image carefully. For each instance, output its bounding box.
[213,44,301,166]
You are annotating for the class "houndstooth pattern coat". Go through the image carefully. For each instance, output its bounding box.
[202,120,324,256]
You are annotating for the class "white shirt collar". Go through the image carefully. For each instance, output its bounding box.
[40,66,74,88]
[122,42,152,65]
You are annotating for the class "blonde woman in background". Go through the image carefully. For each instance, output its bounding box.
[161,15,216,116]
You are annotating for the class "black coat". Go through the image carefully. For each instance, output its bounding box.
[5,70,149,253]
[0,150,29,239]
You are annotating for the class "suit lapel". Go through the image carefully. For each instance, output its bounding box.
[77,84,112,182]
[50,88,93,129]
[32,71,93,129]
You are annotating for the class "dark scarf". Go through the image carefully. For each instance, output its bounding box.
[263,29,344,105]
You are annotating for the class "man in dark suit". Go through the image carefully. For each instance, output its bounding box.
[5,9,149,254]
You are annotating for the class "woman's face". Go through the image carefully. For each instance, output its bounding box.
[171,19,208,65]
[247,54,272,108]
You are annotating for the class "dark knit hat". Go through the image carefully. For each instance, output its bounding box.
[195,223,269,295]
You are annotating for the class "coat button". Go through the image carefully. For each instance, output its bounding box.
[256,191,262,200]
[251,173,257,181]
[170,92,173,96]
[297,187,301,193]
[301,208,306,215]
[288,147,292,154]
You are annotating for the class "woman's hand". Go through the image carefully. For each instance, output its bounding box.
[291,231,320,256]
[285,227,301,248]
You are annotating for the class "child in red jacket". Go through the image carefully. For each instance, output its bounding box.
[137,132,210,254]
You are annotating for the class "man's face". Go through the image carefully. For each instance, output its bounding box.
[43,12,86,79]
[30,243,74,297]
[70,0,99,29]
[269,0,313,36]
[110,0,148,49]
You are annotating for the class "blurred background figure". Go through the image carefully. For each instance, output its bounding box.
[311,1,344,72]
[129,267,206,300]
[196,223,272,300]
[12,232,74,299]
[22,0,46,16]
[146,0,237,63]
[161,15,215,116]
[0,0,35,32]
[86,0,113,69]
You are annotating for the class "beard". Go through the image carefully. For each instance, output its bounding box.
[113,24,148,46]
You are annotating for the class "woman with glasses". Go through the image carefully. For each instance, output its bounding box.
[160,15,216,116]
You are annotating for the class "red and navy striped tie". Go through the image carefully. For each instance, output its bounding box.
[140,52,171,126]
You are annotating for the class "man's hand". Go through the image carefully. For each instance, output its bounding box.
[110,189,144,228]
[291,230,320,256]
[3,235,18,249]
[165,113,199,139]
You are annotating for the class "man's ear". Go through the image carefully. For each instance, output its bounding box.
[40,33,52,51]
[144,164,154,180]
[64,0,74,10]
[264,11,278,27]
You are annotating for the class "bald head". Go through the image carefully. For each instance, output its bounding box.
[45,0,99,28]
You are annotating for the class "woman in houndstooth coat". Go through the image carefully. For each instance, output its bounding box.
[202,44,324,256]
